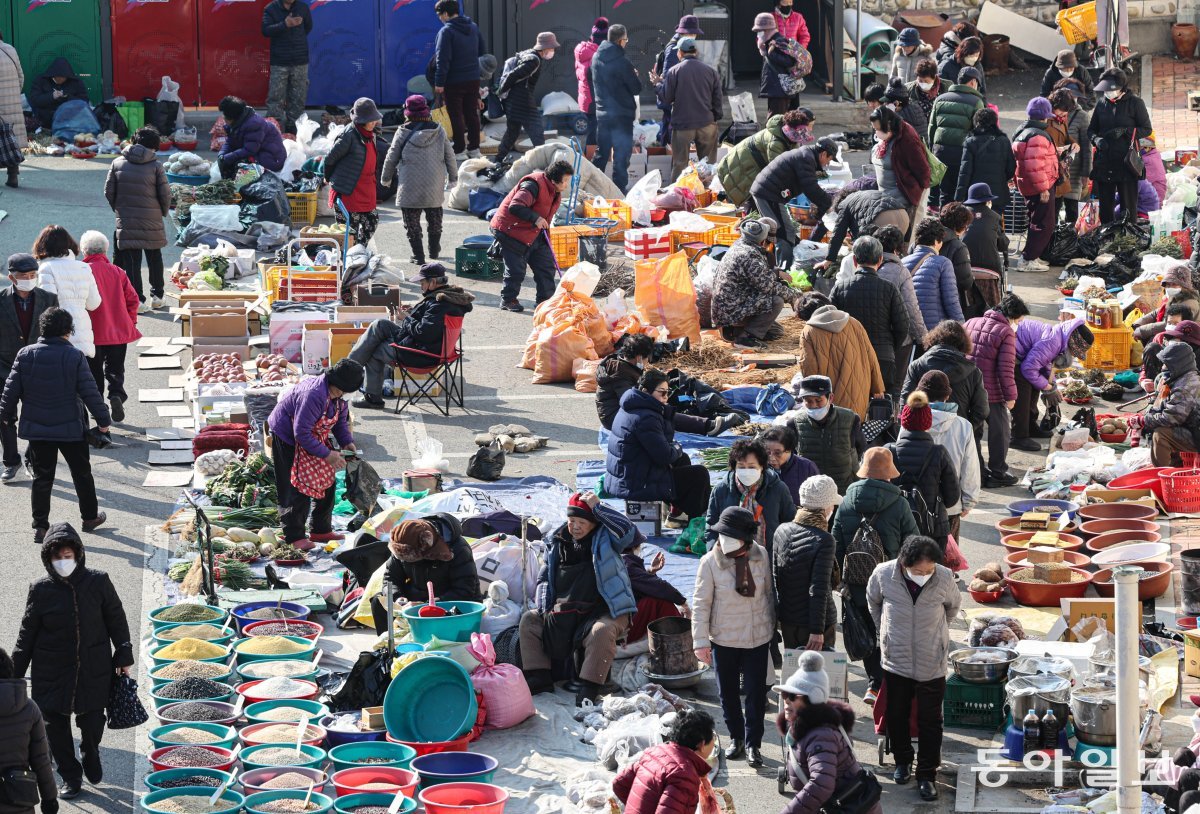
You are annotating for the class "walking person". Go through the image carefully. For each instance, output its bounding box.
[867,535,961,802]
[649,15,706,147]
[1088,67,1151,225]
[703,437,797,555]
[13,524,132,800]
[492,33,559,165]
[954,108,1016,216]
[693,506,776,768]
[962,182,1010,275]
[0,254,56,484]
[887,391,961,547]
[890,27,931,84]
[906,59,942,123]
[324,98,387,246]
[1011,97,1060,271]
[382,95,457,265]
[78,232,139,425]
[928,67,985,205]
[0,33,26,189]
[938,36,986,99]
[662,37,722,184]
[574,18,608,148]
[104,126,171,312]
[1041,49,1094,106]
[905,217,964,334]
[773,476,841,651]
[0,308,109,539]
[32,227,100,360]
[0,645,59,814]
[966,293,1029,487]
[591,24,641,193]
[830,236,911,392]
[261,0,312,134]
[432,0,486,160]
[489,159,573,312]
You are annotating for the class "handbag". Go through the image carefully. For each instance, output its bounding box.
[0,768,39,807]
[0,114,23,167]
[106,674,149,730]
[792,726,883,814]
[431,96,455,140]
[1124,131,1145,179]
[925,145,946,186]
[839,593,876,662]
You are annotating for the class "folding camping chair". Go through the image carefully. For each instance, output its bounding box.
[388,315,465,416]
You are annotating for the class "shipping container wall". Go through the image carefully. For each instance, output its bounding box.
[13,0,104,102]
[379,0,440,106]
[198,0,269,106]
[110,0,199,105]
[307,0,378,108]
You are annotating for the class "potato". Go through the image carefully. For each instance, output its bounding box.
[974,568,1002,584]
[969,578,991,592]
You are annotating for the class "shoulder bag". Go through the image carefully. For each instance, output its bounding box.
[791,725,882,813]
[0,768,40,807]
[1124,130,1145,179]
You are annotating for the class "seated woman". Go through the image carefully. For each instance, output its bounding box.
[613,709,718,814]
[623,537,688,644]
[1129,340,1200,466]
[606,369,712,526]
[373,514,481,633]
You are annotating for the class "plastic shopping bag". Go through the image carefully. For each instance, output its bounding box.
[634,251,701,345]
[157,76,186,130]
[626,170,662,227]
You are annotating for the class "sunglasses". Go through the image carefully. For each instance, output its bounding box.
[781,692,798,702]
[653,387,669,395]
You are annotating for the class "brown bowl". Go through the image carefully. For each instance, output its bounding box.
[995,516,1078,536]
[1078,518,1161,537]
[1000,531,1085,555]
[1090,561,1174,600]
[1077,503,1159,522]
[1004,550,1092,570]
[1085,529,1163,554]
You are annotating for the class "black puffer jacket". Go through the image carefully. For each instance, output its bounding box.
[963,203,1008,274]
[886,431,959,541]
[596,355,640,430]
[750,143,832,213]
[261,0,313,67]
[0,337,110,443]
[385,513,482,604]
[12,525,133,716]
[954,127,1016,211]
[498,50,544,122]
[940,235,980,317]
[323,126,391,199]
[938,56,986,98]
[900,345,990,433]
[0,679,57,814]
[830,267,910,364]
[1088,91,1152,184]
[772,512,837,633]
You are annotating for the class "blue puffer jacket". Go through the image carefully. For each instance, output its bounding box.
[591,41,641,122]
[221,108,287,173]
[904,245,964,332]
[537,502,637,619]
[0,336,110,442]
[704,469,797,554]
[433,15,487,87]
[606,388,677,502]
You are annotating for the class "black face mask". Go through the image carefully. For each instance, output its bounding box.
[778,4,793,15]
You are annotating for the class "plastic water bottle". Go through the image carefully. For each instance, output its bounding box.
[1023,710,1042,754]
[1040,709,1059,752]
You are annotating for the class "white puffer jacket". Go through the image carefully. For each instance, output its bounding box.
[692,542,776,650]
[37,255,102,357]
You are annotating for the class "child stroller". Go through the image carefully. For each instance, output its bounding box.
[872,676,920,767]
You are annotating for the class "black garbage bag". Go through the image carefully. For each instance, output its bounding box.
[1079,220,1152,259]
[241,171,291,224]
[142,98,179,135]
[841,595,876,662]
[343,455,383,518]
[325,649,393,711]
[93,101,128,140]
[1042,223,1082,266]
[467,440,506,481]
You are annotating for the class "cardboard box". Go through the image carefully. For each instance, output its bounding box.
[1186,630,1200,678]
[191,308,249,339]
[624,500,663,536]
[301,323,332,375]
[330,325,367,364]
[192,335,250,361]
[1081,488,1166,513]
[335,306,390,326]
[624,227,672,260]
[270,312,329,363]
[1027,547,1065,564]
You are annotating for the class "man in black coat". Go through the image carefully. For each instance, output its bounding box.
[492,32,560,165]
[961,183,1008,275]
[830,236,910,389]
[0,253,57,483]
[384,514,481,606]
[349,263,474,408]
[28,58,89,130]
[261,0,313,134]
[13,524,133,799]
[750,138,837,265]
[591,25,641,193]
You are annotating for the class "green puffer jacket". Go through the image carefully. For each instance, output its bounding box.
[830,476,919,605]
[716,115,792,207]
[928,84,985,150]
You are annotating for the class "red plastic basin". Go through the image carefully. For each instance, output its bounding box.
[1078,518,1161,537]
[1100,468,1168,501]
[385,733,471,756]
[1085,529,1163,554]
[419,782,508,814]
[330,767,418,798]
[1091,561,1174,600]
[1005,567,1093,606]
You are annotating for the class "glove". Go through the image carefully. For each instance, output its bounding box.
[1094,137,1108,152]
[708,412,748,436]
[1041,388,1063,407]
[1126,413,1145,429]
[1142,379,1156,394]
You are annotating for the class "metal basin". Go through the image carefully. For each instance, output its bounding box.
[1071,686,1117,746]
[948,646,1018,684]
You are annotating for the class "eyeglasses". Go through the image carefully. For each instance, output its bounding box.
[653,388,669,396]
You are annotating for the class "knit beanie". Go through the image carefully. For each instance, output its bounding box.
[390,520,452,562]
[740,219,771,246]
[916,370,952,402]
[324,359,364,394]
[591,17,609,44]
[775,651,830,704]
[798,475,841,510]
[1026,96,1053,120]
[567,492,597,522]
[900,390,933,432]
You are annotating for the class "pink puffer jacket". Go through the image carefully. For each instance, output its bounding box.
[575,40,600,114]
[1012,121,1059,197]
[966,309,1017,404]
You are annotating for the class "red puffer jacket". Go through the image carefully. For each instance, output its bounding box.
[966,308,1018,404]
[612,742,712,814]
[1012,121,1059,197]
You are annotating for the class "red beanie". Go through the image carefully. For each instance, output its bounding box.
[900,391,932,432]
[567,493,596,521]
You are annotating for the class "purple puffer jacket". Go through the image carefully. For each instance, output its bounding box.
[966,309,1018,404]
[221,108,287,173]
[779,701,882,814]
[1015,317,1086,391]
[268,374,353,458]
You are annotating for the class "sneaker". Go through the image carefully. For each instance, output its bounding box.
[137,301,152,314]
[351,395,386,410]
[864,688,878,706]
[109,398,125,423]
[500,300,524,313]
[985,472,1020,488]
[1,465,17,482]
[665,512,688,529]
[1011,437,1042,452]
[58,783,81,800]
[82,512,107,532]
[34,527,45,545]
[151,296,165,309]
[454,151,468,162]
[467,149,482,159]
[1015,258,1050,272]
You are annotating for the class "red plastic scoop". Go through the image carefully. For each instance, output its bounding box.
[418,581,445,618]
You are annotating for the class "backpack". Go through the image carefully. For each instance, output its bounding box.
[497,52,538,101]
[892,449,946,539]
[755,383,796,416]
[771,37,813,94]
[841,512,885,587]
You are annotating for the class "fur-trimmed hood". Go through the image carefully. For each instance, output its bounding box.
[431,285,475,311]
[776,698,857,741]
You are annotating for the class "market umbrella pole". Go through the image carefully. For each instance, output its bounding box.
[1114,566,1141,814]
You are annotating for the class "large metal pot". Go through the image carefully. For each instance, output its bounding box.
[1006,675,1071,723]
[1071,687,1118,746]
[1010,654,1075,684]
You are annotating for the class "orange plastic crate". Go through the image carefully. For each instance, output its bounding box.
[549,224,602,267]
[700,214,740,245]
[695,190,716,208]
[582,199,632,230]
[668,225,720,253]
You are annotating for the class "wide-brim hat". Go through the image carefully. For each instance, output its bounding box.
[677,14,704,35]
[712,506,759,542]
[857,447,900,480]
[964,182,996,205]
[898,27,922,47]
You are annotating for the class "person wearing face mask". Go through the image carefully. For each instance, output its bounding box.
[866,535,959,802]
[1040,50,1094,106]
[961,182,1010,276]
[0,254,57,484]
[753,13,803,115]
[703,438,796,555]
[0,308,109,544]
[902,218,963,335]
[906,59,942,123]
[955,109,1015,218]
[267,359,362,547]
[78,232,139,431]
[1088,67,1151,226]
[831,236,911,390]
[927,67,984,207]
[1011,97,1061,272]
[13,524,133,800]
[883,78,928,145]
[716,108,813,208]
[776,653,884,814]
[591,24,643,193]
[216,95,286,179]
[935,21,977,64]
[966,293,1030,485]
[885,391,960,547]
[1132,266,1194,344]
[613,709,720,814]
[322,97,388,246]
[910,370,980,545]
[773,0,811,46]
[938,36,986,98]
[1139,311,1200,390]
[831,448,918,703]
[1128,338,1200,466]
[790,375,869,492]
[901,321,988,440]
[890,27,932,85]
[937,202,985,317]
[492,32,560,166]
[692,506,776,768]
[773,475,841,651]
[1048,88,1091,226]
[1012,317,1093,451]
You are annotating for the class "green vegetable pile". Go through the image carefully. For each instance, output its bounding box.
[172,180,239,225]
[701,448,729,471]
[200,505,279,529]
[269,544,307,562]
[1147,235,1185,259]
[205,454,277,509]
[199,255,230,279]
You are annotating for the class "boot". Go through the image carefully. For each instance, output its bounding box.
[575,679,602,706]
[428,236,441,261]
[5,166,17,188]
[525,669,554,695]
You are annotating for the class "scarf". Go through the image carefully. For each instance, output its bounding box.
[783,123,810,144]
[873,137,890,159]
[737,480,767,547]
[698,776,720,814]
[729,543,757,597]
[795,508,828,531]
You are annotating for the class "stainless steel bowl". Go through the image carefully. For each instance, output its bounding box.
[949,646,1019,684]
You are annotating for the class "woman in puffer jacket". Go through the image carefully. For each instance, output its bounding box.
[574,18,607,147]
[1013,317,1093,450]
[32,226,100,359]
[1011,97,1061,271]
[904,217,963,332]
[966,294,1029,486]
[612,709,718,814]
[776,651,883,814]
[772,476,840,651]
[886,391,960,546]
[955,107,1016,214]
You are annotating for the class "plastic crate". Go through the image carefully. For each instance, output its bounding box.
[549,224,602,267]
[700,214,740,245]
[1056,1,1097,44]
[1082,325,1132,371]
[583,199,633,243]
[668,225,720,253]
[287,191,318,226]
[454,245,502,278]
[943,674,1006,731]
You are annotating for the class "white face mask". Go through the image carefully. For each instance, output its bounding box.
[542,50,555,61]
[1192,713,1200,735]
[964,55,979,66]
[1104,89,1121,101]
[807,404,830,421]
[1059,68,1074,77]
[906,569,932,586]
[52,559,76,577]
[735,467,761,487]
[917,80,934,92]
[718,534,745,554]
[11,277,35,292]
[1166,287,1182,298]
